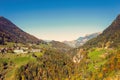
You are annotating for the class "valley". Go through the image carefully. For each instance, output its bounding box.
[0,14,120,80]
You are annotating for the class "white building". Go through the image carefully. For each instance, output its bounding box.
[13,49,28,54]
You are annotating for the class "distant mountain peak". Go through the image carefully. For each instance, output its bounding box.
[63,32,100,48]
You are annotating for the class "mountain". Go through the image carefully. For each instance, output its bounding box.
[82,14,120,49]
[69,14,120,79]
[63,32,100,48]
[0,16,41,44]
[1,14,120,80]
[72,14,120,62]
[63,40,76,47]
[75,32,101,47]
[49,40,72,52]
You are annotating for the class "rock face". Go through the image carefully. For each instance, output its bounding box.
[0,16,41,44]
[72,49,84,63]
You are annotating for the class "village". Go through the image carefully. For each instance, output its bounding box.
[0,43,42,54]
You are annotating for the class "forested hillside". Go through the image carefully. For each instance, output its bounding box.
[70,14,120,79]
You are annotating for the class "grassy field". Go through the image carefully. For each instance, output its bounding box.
[87,48,112,72]
[0,52,44,80]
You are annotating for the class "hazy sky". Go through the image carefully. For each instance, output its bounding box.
[0,0,120,41]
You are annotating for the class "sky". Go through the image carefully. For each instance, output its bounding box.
[0,0,120,41]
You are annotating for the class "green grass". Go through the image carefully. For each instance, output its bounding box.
[88,49,107,72]
[88,49,106,61]
[0,52,44,80]
[88,48,115,71]
[34,52,43,57]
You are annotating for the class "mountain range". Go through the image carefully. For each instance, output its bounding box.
[1,14,120,79]
[0,16,101,49]
[63,32,100,47]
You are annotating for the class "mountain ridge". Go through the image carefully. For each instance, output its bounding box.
[82,14,120,49]
[63,32,100,47]
[67,14,120,79]
[0,16,42,44]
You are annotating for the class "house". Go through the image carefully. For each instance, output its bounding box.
[13,49,28,54]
